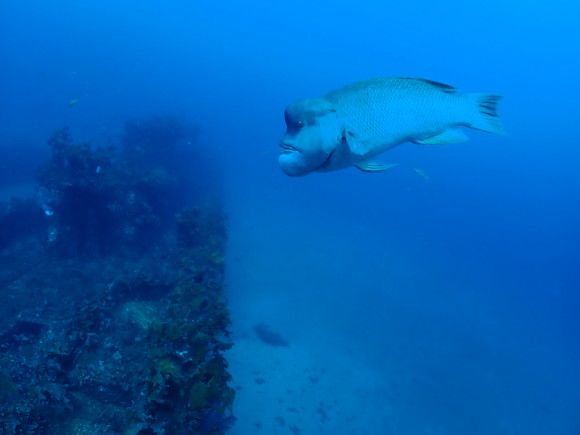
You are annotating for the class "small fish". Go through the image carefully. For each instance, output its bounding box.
[67,99,79,108]
[279,77,505,177]
[413,168,429,180]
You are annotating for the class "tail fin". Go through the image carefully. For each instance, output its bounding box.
[469,93,506,135]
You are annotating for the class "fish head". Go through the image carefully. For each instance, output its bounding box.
[279,98,343,176]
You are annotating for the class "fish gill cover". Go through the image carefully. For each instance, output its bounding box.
[0,118,234,434]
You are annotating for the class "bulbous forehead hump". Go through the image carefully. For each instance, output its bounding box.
[285,98,333,121]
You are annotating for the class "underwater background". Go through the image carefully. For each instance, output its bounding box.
[1,0,579,434]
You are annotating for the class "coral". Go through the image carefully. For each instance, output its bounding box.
[0,120,234,434]
[34,119,199,257]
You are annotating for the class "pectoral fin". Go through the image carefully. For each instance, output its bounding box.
[414,128,468,145]
[344,129,371,156]
[355,159,399,173]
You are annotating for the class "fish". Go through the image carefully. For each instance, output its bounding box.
[279,77,505,177]
[67,99,79,107]
[413,168,429,180]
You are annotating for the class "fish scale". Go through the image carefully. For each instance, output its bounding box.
[324,78,465,150]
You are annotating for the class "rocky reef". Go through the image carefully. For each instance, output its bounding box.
[0,118,234,434]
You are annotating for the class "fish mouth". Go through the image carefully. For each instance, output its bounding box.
[279,142,297,154]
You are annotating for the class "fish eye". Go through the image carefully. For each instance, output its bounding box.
[296,119,304,128]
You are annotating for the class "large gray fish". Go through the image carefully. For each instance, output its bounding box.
[279,77,505,176]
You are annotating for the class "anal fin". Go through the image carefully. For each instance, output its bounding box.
[414,128,468,145]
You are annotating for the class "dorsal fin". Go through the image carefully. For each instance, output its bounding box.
[416,78,458,93]
[397,77,458,94]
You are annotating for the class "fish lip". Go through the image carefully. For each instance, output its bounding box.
[279,142,297,154]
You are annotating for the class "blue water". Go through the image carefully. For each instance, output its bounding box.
[2,1,579,433]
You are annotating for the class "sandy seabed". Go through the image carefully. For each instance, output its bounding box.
[223,190,580,435]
